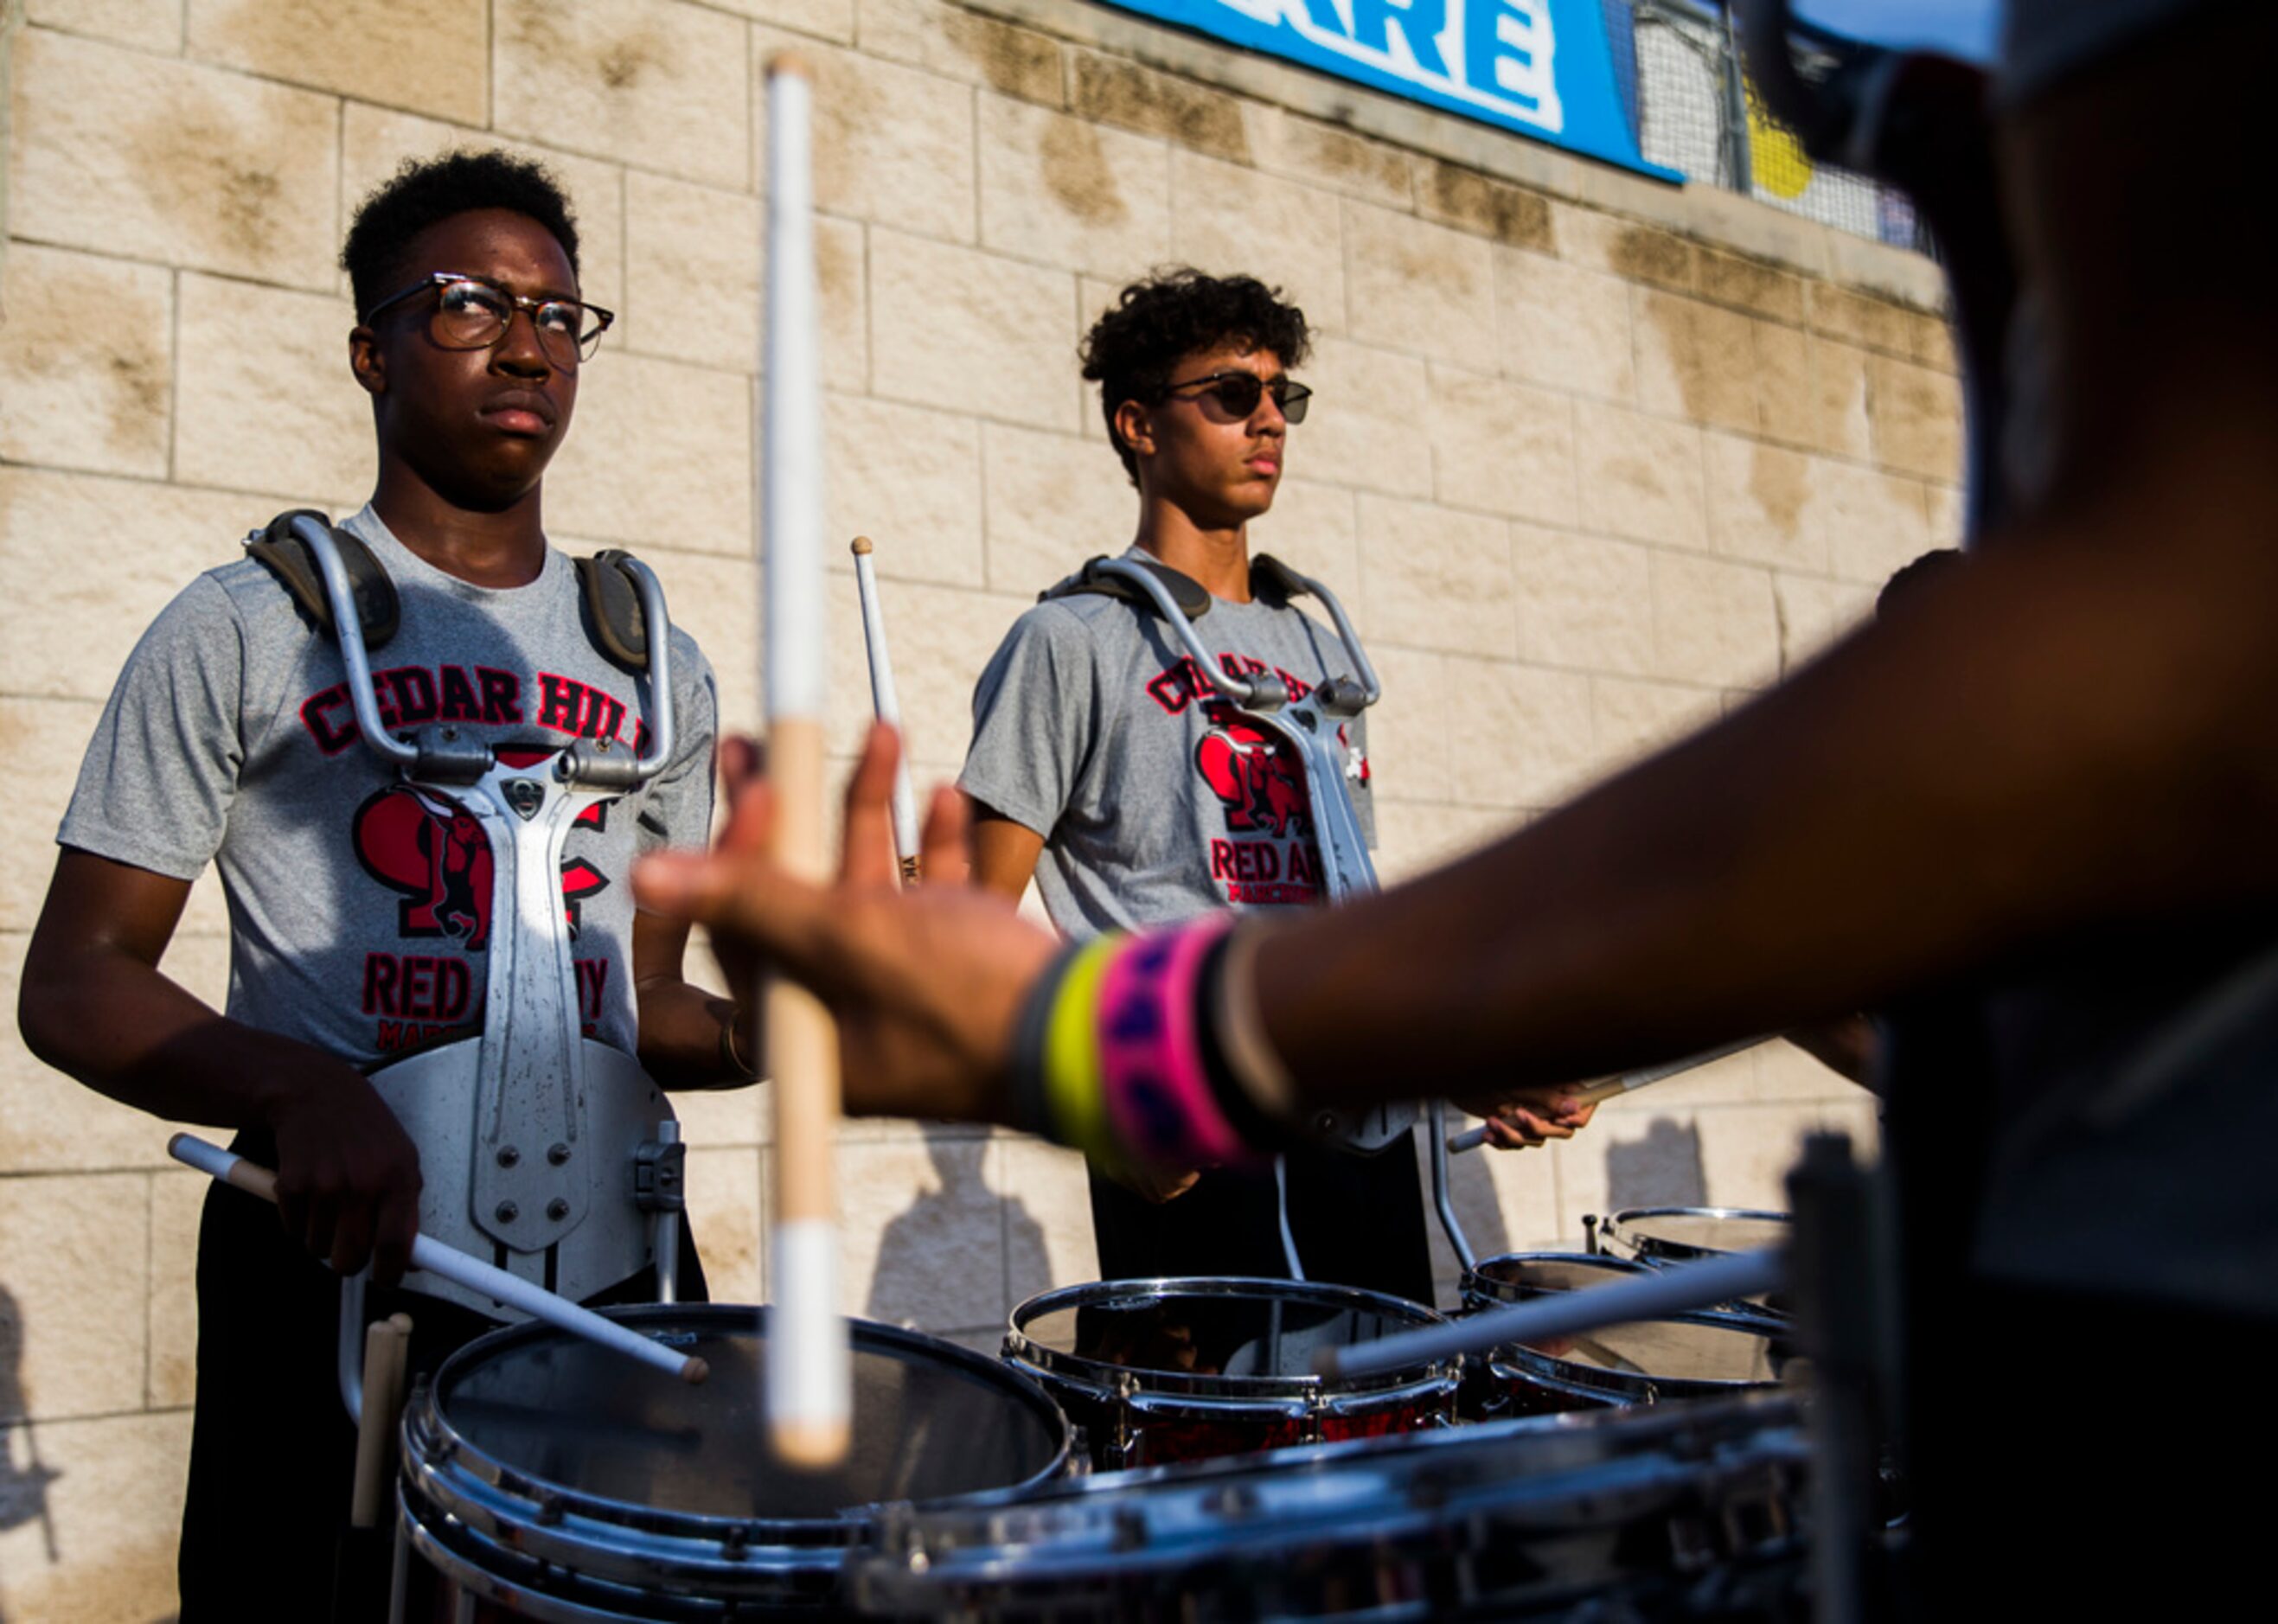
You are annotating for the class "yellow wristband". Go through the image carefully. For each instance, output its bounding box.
[1044,935,1123,1167]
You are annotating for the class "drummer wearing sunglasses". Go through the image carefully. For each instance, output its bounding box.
[952,270,1588,1306]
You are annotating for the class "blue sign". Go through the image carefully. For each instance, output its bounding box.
[1097,0,1673,179]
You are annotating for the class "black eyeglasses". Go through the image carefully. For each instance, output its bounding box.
[362,273,615,370]
[1158,370,1312,425]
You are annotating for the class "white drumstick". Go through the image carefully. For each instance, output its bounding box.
[762,52,852,1469]
[1449,1038,1765,1153]
[1318,1246,1786,1379]
[167,1135,707,1384]
[850,536,921,883]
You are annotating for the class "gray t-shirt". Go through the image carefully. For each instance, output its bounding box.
[59,505,717,1068]
[959,553,1373,938]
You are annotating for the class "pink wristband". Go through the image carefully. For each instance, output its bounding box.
[1096,917,1249,1170]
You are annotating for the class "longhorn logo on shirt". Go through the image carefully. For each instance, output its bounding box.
[1196,713,1312,839]
[354,786,496,950]
[353,786,615,953]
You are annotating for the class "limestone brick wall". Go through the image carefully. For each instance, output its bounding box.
[0,0,1959,1615]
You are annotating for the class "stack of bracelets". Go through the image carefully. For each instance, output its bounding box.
[1008,916,1303,1176]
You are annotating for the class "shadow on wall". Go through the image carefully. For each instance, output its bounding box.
[2,1282,65,1617]
[1604,1116,1708,1213]
[865,1125,1047,1339]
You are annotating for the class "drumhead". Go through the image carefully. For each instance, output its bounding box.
[1007,1276,1448,1400]
[428,1304,1065,1519]
[1495,1314,1793,1403]
[1462,1250,1646,1308]
[399,1305,1072,1616]
[1596,1206,1793,1264]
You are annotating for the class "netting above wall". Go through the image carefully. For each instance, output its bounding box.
[1610,0,1928,253]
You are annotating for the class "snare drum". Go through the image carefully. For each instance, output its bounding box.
[1592,1205,1795,1317]
[850,1395,1812,1621]
[1003,1277,1457,1471]
[395,1304,1070,1621]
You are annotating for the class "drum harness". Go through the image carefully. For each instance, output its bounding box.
[1042,553,1434,1279]
[247,511,693,1421]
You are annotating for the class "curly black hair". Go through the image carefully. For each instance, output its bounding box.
[1082,269,1310,486]
[342,150,582,321]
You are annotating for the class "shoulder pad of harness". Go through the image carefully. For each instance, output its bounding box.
[1037,554,1212,621]
[244,509,400,650]
[573,550,650,675]
[1248,553,1311,606]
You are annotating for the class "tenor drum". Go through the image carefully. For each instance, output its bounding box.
[1482,1312,1796,1416]
[1456,1250,1788,1418]
[395,1304,1071,1621]
[1003,1277,1456,1472]
[1592,1206,1795,1317]
[850,1395,1812,1621]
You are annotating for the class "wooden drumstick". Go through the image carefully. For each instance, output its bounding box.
[349,1313,409,1527]
[167,1135,707,1384]
[761,50,852,1468]
[850,537,922,885]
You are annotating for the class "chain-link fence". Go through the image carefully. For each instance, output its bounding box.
[1606,0,1928,253]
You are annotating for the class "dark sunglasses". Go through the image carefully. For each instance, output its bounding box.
[1157,370,1312,424]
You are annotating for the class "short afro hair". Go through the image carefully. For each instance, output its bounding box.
[342,150,582,321]
[1081,269,1310,486]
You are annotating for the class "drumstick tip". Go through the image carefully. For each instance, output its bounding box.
[771,1417,852,1469]
[850,535,873,556]
[682,1355,711,1385]
[767,49,813,80]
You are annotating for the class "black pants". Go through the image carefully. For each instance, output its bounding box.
[1086,1130,1436,1308]
[176,1156,707,1624]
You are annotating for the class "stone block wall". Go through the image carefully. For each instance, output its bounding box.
[0,0,1957,1614]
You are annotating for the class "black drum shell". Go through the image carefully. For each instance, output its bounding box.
[397,1303,1071,1621]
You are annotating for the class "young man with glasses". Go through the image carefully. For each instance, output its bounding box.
[958,271,1578,1301]
[18,151,740,1618]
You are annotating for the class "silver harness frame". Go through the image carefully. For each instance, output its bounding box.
[1088,555,1415,1157]
[291,515,688,1336]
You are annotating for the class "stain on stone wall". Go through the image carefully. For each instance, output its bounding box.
[125,111,288,272]
[1748,442,1809,540]
[1040,122,1129,227]
[1072,51,1250,165]
[1610,222,1697,292]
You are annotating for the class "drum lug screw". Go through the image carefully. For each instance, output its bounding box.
[495,1201,519,1223]
[496,1146,520,1168]
[547,1142,571,1166]
[547,1198,571,1222]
